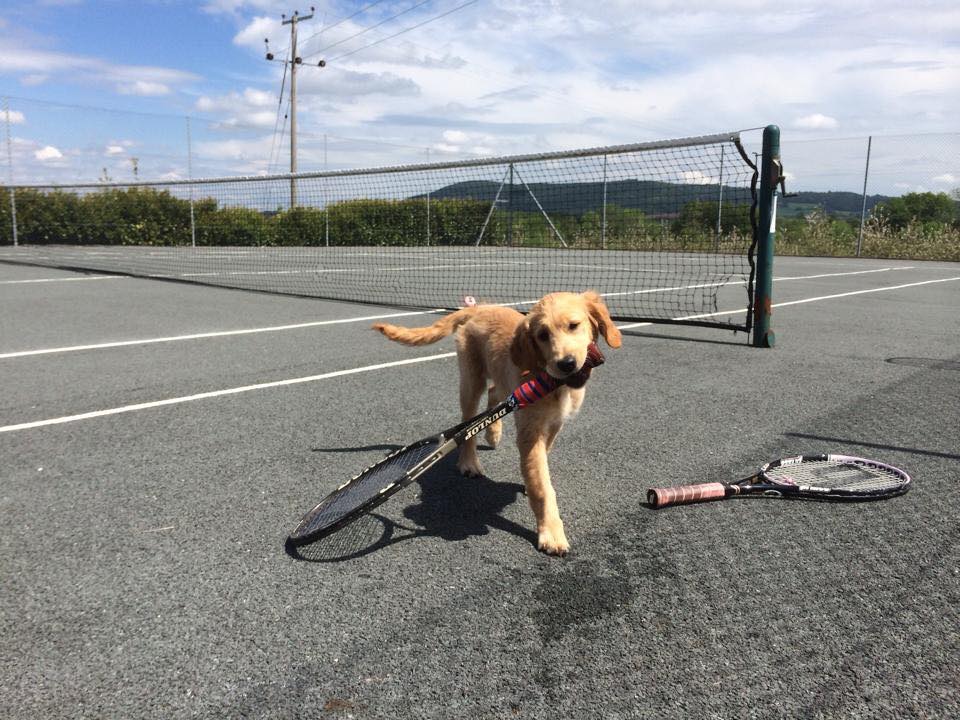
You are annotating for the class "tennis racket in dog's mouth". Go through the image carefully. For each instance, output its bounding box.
[286,343,606,548]
[647,454,911,509]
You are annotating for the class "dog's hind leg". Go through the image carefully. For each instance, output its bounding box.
[456,345,486,478]
[484,384,504,449]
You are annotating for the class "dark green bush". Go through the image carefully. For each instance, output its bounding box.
[2,185,956,260]
[195,206,270,247]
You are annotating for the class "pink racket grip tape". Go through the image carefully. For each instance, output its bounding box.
[510,343,606,409]
[511,372,560,408]
[647,482,727,508]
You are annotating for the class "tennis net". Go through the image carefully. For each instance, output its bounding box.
[0,131,761,332]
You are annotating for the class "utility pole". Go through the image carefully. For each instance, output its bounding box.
[265,8,325,210]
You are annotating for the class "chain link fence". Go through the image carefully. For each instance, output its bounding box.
[3,94,959,260]
[778,132,959,260]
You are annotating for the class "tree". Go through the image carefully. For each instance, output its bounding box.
[874,192,957,229]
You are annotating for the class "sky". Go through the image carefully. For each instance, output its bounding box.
[0,0,958,194]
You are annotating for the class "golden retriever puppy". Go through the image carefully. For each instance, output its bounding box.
[372,291,621,556]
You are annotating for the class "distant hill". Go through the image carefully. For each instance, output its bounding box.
[416,180,892,219]
[778,190,891,219]
[415,179,751,217]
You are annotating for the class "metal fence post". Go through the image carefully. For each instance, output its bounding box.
[752,125,780,349]
[715,144,725,252]
[324,133,330,247]
[4,96,17,247]
[507,162,514,246]
[425,147,431,246]
[186,116,196,247]
[601,153,608,250]
[856,135,872,257]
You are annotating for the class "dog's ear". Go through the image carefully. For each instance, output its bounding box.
[583,290,622,348]
[510,315,542,371]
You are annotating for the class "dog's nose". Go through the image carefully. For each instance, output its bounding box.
[557,355,577,374]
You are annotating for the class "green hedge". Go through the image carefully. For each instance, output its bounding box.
[1,186,957,260]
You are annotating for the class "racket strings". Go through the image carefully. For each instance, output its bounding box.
[294,439,441,539]
[767,460,905,492]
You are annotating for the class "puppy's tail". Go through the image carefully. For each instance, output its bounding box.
[372,307,476,346]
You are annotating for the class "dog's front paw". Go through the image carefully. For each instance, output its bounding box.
[537,523,569,557]
[457,455,484,477]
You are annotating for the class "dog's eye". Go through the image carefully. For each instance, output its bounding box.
[568,321,580,331]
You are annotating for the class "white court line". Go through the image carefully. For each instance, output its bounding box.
[0,275,124,285]
[602,266,914,300]
[3,274,958,435]
[617,275,960,329]
[0,352,457,434]
[769,275,960,308]
[774,266,913,280]
[0,265,918,359]
[0,309,446,360]
[171,261,519,279]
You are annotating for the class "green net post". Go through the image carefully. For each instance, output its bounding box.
[752,125,780,348]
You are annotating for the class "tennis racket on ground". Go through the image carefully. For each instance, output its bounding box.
[287,343,606,547]
[647,454,911,509]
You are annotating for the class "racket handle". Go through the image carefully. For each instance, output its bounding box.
[647,482,728,508]
[512,372,560,408]
[510,344,606,408]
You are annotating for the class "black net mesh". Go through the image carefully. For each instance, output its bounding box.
[0,133,758,331]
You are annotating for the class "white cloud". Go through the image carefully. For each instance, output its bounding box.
[793,114,839,130]
[35,145,63,161]
[197,88,276,112]
[196,88,280,129]
[297,68,420,99]
[117,80,171,96]
[217,111,277,128]
[233,16,280,49]
[933,173,957,185]
[443,130,469,144]
[0,43,198,96]
[194,135,276,175]
[681,170,717,186]
[105,145,125,155]
[3,109,25,124]
[203,0,281,16]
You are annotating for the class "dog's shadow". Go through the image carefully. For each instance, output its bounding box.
[288,447,536,562]
[406,451,534,542]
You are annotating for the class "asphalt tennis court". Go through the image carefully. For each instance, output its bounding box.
[2,255,958,719]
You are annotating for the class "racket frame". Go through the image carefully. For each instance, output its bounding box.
[647,453,911,509]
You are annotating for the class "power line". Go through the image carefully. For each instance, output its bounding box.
[293,0,392,52]
[303,0,435,60]
[2,93,292,137]
[270,96,291,173]
[267,45,291,173]
[327,0,478,63]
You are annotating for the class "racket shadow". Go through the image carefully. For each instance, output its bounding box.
[285,453,537,563]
